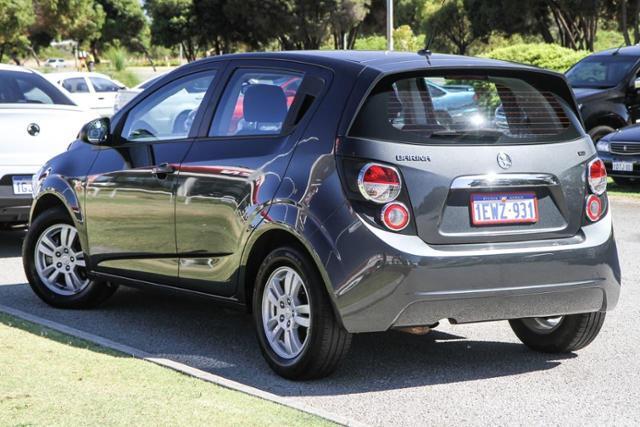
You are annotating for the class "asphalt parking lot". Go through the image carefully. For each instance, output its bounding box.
[1,196,639,426]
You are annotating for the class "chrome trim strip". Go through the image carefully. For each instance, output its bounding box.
[450,173,560,190]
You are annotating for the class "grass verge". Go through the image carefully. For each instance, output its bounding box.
[0,312,332,427]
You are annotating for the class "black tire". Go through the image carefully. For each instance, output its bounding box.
[588,125,615,143]
[509,312,606,353]
[23,207,117,309]
[613,177,633,186]
[252,246,352,380]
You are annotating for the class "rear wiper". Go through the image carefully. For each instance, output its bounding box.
[429,129,504,141]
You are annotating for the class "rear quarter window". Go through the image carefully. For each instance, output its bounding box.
[349,73,582,145]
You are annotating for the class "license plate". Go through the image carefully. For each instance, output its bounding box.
[612,161,634,172]
[471,193,538,225]
[12,176,33,195]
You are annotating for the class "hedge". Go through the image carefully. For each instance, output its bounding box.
[481,43,589,73]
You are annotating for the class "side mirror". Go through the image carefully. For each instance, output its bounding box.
[80,118,111,145]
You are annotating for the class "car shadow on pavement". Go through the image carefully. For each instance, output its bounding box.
[0,229,25,258]
[0,281,576,397]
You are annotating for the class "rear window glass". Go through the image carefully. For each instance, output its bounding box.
[349,74,581,144]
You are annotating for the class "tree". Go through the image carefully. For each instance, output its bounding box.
[331,0,371,49]
[145,0,200,61]
[277,0,338,50]
[94,0,148,56]
[424,0,477,54]
[31,0,105,49]
[0,0,35,63]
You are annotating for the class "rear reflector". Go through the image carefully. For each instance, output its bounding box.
[358,163,402,203]
[381,202,410,231]
[585,194,603,222]
[588,158,607,195]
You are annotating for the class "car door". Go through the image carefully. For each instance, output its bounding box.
[89,76,123,116]
[84,69,219,284]
[61,77,94,108]
[175,61,328,296]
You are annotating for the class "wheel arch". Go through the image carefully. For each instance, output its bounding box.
[239,220,344,327]
[585,112,628,132]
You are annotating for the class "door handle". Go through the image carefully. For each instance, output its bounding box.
[152,163,176,176]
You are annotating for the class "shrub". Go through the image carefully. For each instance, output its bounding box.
[105,47,128,71]
[481,43,588,72]
[355,26,425,52]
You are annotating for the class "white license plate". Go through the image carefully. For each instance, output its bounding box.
[12,176,33,195]
[612,161,634,172]
[471,193,538,226]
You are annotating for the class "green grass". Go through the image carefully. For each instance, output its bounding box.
[0,313,332,427]
[606,177,640,199]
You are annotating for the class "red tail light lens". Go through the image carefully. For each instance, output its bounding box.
[358,163,401,203]
[585,194,603,222]
[381,202,410,231]
[588,159,607,195]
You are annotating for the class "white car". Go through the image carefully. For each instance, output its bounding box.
[44,58,66,69]
[0,64,97,225]
[45,72,126,117]
[114,73,166,113]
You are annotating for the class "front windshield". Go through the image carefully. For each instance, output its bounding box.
[566,55,638,88]
[0,70,74,105]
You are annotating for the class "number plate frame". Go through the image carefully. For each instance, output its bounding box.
[12,176,33,195]
[470,192,539,226]
[612,161,634,172]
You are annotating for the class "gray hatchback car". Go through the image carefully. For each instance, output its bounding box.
[23,51,621,380]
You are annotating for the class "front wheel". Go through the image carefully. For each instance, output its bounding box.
[509,312,605,353]
[588,125,615,143]
[253,247,352,380]
[23,207,117,308]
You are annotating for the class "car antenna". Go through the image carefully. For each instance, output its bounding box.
[417,0,447,65]
[612,43,626,55]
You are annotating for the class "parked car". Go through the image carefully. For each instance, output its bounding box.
[23,51,621,380]
[114,73,167,113]
[44,72,126,116]
[595,124,640,184]
[44,58,66,69]
[0,64,97,226]
[426,79,478,123]
[566,46,640,142]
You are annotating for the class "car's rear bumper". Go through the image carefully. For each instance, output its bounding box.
[330,209,621,333]
[0,167,36,224]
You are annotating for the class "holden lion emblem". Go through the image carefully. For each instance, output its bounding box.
[497,152,512,169]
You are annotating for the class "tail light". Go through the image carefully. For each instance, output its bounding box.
[585,194,603,222]
[358,163,401,203]
[381,202,410,231]
[588,158,607,195]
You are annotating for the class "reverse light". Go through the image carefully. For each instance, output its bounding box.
[358,163,402,203]
[585,194,603,222]
[381,202,410,231]
[588,158,607,195]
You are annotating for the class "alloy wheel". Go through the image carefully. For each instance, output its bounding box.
[521,316,564,334]
[261,266,311,359]
[34,223,89,296]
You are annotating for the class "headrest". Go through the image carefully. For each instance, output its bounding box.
[243,84,288,123]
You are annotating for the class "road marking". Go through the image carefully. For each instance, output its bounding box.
[0,303,362,427]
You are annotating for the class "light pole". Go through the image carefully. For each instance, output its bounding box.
[386,0,393,51]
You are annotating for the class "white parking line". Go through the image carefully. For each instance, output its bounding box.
[0,304,362,427]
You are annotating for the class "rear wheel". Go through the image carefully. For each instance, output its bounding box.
[23,207,117,308]
[253,246,351,380]
[588,125,615,143]
[509,312,605,353]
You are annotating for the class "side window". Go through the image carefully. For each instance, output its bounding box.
[210,69,303,137]
[121,71,215,142]
[90,77,121,92]
[62,78,89,93]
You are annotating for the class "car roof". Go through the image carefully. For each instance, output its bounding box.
[196,50,544,75]
[44,71,112,80]
[0,64,34,73]
[589,45,640,57]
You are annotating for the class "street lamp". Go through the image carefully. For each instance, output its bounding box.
[386,0,394,51]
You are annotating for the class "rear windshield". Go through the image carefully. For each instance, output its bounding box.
[0,70,74,105]
[349,74,581,144]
